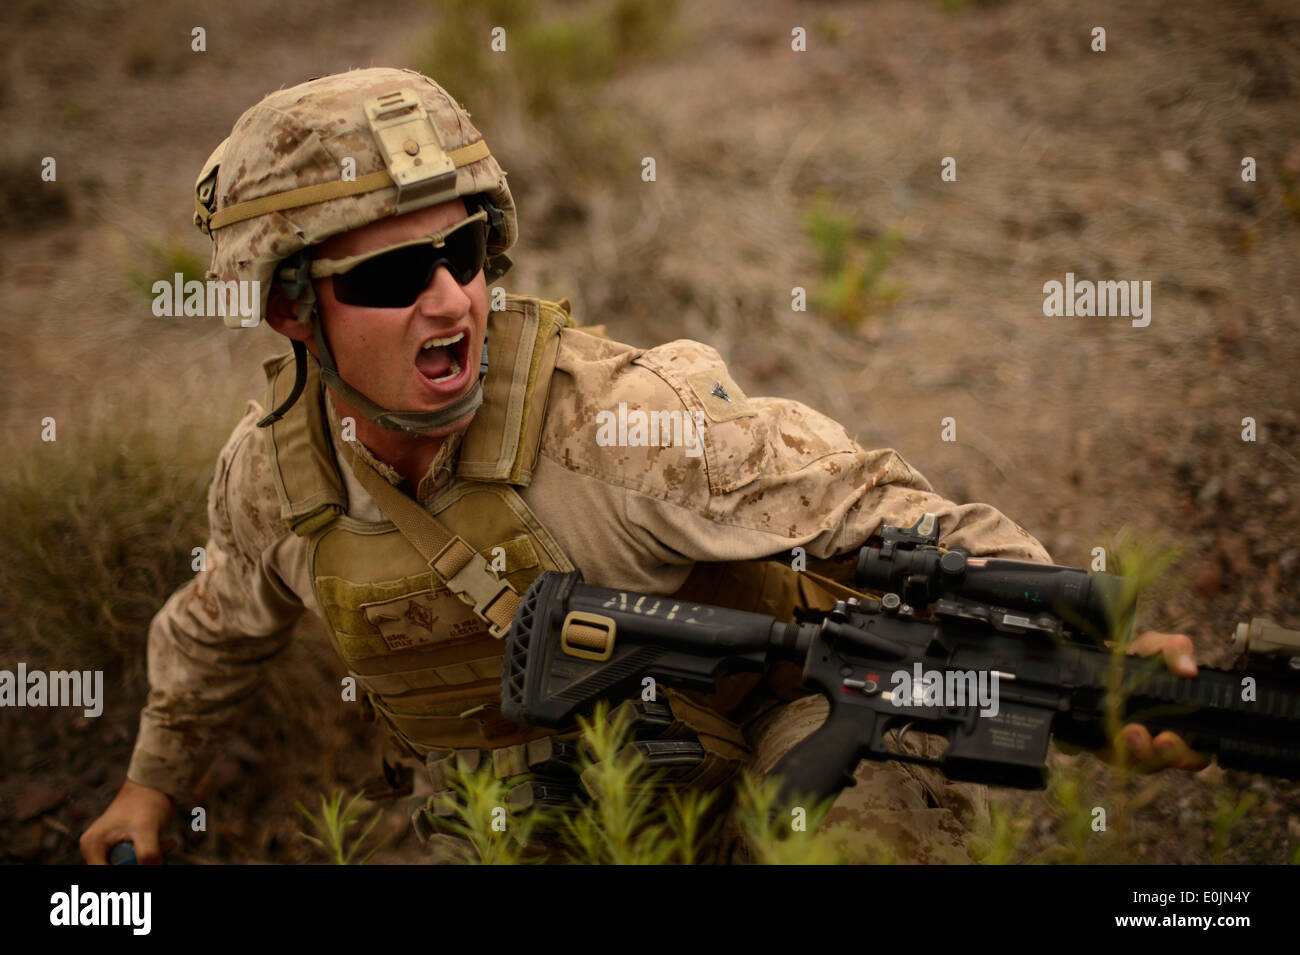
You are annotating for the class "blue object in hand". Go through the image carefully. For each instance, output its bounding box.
[108,841,138,865]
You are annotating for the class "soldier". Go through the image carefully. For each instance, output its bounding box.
[80,68,1205,865]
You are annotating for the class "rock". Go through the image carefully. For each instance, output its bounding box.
[1219,537,1252,576]
[1216,314,1245,347]
[1275,549,1300,577]
[1196,763,1225,786]
[7,822,45,860]
[80,764,106,788]
[1194,562,1223,597]
[224,733,265,765]
[15,784,65,822]
[1258,562,1279,608]
[193,753,242,801]
[1160,150,1190,174]
[1197,476,1224,508]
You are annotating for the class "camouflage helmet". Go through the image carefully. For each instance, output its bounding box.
[192,67,516,434]
[194,67,516,328]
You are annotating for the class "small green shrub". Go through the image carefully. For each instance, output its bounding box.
[124,237,208,301]
[297,789,391,865]
[803,194,902,323]
[423,700,845,864]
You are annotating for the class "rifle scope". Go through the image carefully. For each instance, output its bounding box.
[855,545,1126,639]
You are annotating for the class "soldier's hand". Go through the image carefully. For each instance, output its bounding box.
[79,779,176,865]
[1116,631,1211,772]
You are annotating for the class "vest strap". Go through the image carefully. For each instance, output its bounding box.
[339,440,521,637]
[348,657,502,697]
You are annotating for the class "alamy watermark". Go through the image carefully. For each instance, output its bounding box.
[595,402,707,458]
[1042,272,1151,328]
[50,886,150,935]
[888,663,1001,717]
[151,274,261,327]
[0,663,103,717]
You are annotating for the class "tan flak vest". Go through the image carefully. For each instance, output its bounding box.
[262,294,863,759]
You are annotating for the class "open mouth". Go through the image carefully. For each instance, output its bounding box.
[414,329,472,392]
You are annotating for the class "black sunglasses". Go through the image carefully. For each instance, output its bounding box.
[309,209,489,308]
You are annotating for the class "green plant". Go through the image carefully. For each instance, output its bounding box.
[1036,769,1098,864]
[1097,534,1180,755]
[125,238,208,300]
[805,193,856,275]
[418,700,850,864]
[425,757,548,865]
[974,800,1031,865]
[803,194,902,323]
[731,770,846,864]
[418,0,681,119]
[556,701,678,864]
[1209,792,1256,864]
[663,785,721,865]
[1029,534,1187,864]
[296,789,391,865]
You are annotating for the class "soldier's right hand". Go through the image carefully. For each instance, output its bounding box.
[80,779,176,865]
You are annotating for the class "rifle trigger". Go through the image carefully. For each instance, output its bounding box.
[895,722,913,752]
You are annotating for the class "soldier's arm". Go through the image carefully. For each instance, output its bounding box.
[569,337,1050,567]
[531,333,1049,602]
[624,417,1050,567]
[125,406,306,802]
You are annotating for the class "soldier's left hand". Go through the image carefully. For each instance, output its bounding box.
[1117,631,1211,772]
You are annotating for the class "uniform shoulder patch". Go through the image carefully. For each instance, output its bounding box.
[632,340,766,495]
[683,368,755,422]
[634,341,756,419]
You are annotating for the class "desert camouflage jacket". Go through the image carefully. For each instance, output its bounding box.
[126,318,1050,801]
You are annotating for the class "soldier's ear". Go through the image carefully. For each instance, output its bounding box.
[265,285,312,343]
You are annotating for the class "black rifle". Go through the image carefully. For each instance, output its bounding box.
[500,514,1300,805]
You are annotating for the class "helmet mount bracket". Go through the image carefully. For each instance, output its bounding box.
[365,90,460,216]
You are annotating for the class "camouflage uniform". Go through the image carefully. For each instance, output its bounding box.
[130,68,1051,863]
[128,311,1048,861]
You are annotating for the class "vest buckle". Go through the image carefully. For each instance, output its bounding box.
[431,537,520,639]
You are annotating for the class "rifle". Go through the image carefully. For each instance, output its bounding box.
[499,514,1300,805]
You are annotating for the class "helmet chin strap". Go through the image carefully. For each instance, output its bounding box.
[256,305,489,435]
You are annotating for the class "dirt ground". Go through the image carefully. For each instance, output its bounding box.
[1,0,1297,864]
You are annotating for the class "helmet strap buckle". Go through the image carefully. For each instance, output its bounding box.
[278,249,313,301]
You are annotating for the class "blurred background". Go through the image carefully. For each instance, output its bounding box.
[1,0,1297,863]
